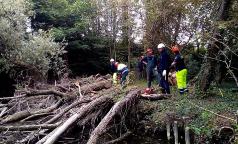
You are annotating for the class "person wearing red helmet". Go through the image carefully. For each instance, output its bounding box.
[170,45,188,94]
[141,48,158,93]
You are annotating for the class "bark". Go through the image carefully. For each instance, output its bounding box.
[0,94,26,101]
[1,99,62,123]
[86,89,140,144]
[37,96,113,144]
[0,123,59,131]
[0,107,8,118]
[199,0,233,91]
[140,94,172,101]
[45,99,91,124]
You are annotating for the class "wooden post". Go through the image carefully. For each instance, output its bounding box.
[185,127,190,144]
[236,110,238,124]
[166,122,171,140]
[183,116,190,144]
[173,121,178,144]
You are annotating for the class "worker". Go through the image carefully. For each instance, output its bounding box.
[141,48,158,94]
[115,62,129,88]
[170,45,188,94]
[110,58,117,84]
[157,43,171,94]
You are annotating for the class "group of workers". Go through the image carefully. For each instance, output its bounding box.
[110,43,188,95]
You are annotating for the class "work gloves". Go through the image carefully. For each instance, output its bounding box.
[162,70,167,76]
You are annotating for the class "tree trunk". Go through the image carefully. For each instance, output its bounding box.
[199,0,232,91]
[37,96,113,144]
[86,89,140,144]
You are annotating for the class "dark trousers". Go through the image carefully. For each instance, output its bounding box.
[159,72,170,94]
[121,70,129,86]
[147,70,153,88]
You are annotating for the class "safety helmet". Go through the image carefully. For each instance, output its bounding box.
[110,58,115,62]
[171,46,179,53]
[157,43,165,49]
[114,62,119,67]
[146,48,153,54]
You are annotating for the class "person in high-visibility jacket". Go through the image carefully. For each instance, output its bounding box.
[110,58,117,84]
[170,45,188,94]
[115,62,129,88]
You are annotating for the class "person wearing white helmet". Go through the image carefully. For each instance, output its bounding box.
[115,62,129,88]
[157,43,171,94]
[110,58,117,84]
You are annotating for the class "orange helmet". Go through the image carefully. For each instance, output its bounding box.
[171,46,179,53]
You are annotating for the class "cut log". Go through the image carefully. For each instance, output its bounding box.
[37,96,113,144]
[22,80,112,100]
[86,89,140,144]
[1,99,62,123]
[26,90,71,98]
[0,123,59,131]
[140,94,172,101]
[46,99,91,124]
[0,94,26,101]
[21,113,54,122]
[80,80,112,95]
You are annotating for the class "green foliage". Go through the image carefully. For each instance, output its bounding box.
[0,0,66,80]
[186,54,202,80]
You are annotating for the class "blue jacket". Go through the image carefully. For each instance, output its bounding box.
[141,55,158,72]
[158,49,171,73]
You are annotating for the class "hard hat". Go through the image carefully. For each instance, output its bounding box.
[171,46,179,53]
[110,58,115,62]
[145,88,151,94]
[146,48,153,53]
[157,43,165,49]
[114,62,119,67]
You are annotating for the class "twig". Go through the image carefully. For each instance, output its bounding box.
[188,100,236,122]
[104,131,132,144]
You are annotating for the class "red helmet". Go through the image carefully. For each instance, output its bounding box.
[145,88,153,94]
[146,48,153,54]
[171,46,179,53]
[114,62,119,68]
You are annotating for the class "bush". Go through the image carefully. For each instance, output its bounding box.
[0,0,66,81]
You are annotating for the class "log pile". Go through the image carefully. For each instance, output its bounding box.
[0,74,170,144]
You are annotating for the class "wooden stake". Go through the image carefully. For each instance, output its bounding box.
[185,126,190,144]
[173,121,178,144]
[166,122,171,140]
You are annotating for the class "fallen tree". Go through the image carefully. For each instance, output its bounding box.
[86,89,140,144]
[37,96,113,144]
[0,123,60,131]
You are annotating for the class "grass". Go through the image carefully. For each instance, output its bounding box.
[132,79,238,142]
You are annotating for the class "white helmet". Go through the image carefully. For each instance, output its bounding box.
[110,58,115,62]
[157,43,165,49]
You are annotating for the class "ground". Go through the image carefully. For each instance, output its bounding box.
[127,79,238,143]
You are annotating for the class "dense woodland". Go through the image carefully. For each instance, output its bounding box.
[0,0,237,143]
